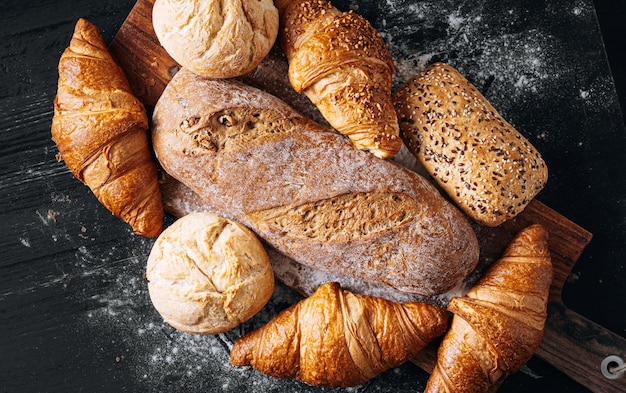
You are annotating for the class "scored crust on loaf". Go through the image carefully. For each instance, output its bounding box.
[152,69,480,296]
[393,63,548,227]
[250,192,423,243]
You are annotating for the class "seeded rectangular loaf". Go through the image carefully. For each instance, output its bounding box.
[393,63,548,227]
[152,68,479,296]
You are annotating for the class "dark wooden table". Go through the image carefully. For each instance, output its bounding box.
[1,1,625,392]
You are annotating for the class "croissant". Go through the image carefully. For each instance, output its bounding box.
[425,224,553,393]
[230,281,449,387]
[51,19,163,237]
[280,0,402,159]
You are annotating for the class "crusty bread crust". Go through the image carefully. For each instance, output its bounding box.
[152,68,479,296]
[146,212,274,334]
[152,0,279,78]
[394,63,548,226]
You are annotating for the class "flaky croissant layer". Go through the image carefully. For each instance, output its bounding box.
[51,18,163,237]
[280,0,402,159]
[230,281,449,387]
[425,224,553,393]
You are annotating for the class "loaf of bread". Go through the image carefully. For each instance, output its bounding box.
[159,171,451,306]
[152,68,479,296]
[146,212,274,334]
[393,63,548,227]
[152,0,279,78]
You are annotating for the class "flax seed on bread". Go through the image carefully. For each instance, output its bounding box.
[393,63,548,227]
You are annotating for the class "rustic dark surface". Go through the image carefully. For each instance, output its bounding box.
[1,1,625,392]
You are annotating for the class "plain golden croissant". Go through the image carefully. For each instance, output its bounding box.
[280,0,402,159]
[51,18,163,237]
[425,224,553,393]
[230,281,449,387]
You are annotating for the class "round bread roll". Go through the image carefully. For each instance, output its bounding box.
[146,212,274,334]
[152,0,279,78]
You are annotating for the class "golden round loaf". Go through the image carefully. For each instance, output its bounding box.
[152,0,279,78]
[146,212,274,334]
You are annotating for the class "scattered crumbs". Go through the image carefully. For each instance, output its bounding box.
[47,209,60,223]
[51,193,71,203]
[78,226,93,240]
[35,209,55,226]
[568,270,581,284]
[520,364,544,379]
[580,90,590,99]
[20,237,31,247]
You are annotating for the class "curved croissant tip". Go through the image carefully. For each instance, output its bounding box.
[74,18,95,33]
[520,223,549,243]
[503,223,550,259]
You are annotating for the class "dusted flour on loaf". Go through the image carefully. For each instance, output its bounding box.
[152,69,479,296]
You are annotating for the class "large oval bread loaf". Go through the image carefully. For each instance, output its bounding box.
[152,68,479,296]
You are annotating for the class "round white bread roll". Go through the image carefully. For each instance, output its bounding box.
[152,0,279,78]
[146,212,274,334]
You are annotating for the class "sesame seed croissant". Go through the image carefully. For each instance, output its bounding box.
[51,19,163,237]
[230,281,449,387]
[279,0,402,159]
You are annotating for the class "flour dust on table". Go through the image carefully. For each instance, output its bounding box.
[75,232,430,391]
[63,0,617,391]
[339,0,606,141]
[76,235,298,391]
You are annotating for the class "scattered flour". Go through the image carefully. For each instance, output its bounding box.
[75,0,606,391]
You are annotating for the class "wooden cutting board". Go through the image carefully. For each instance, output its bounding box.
[108,1,626,392]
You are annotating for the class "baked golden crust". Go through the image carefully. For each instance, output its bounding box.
[280,0,401,159]
[51,18,163,237]
[394,63,548,226]
[425,224,552,392]
[230,282,449,387]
